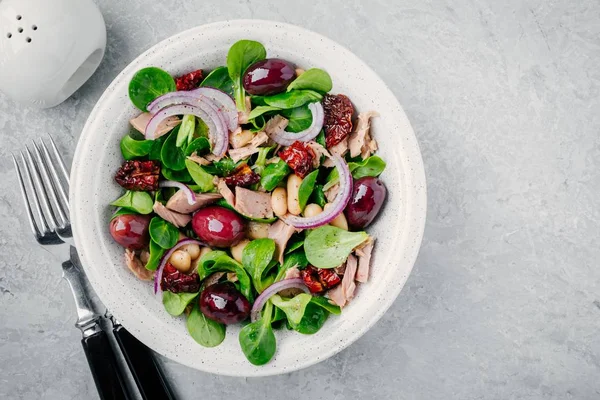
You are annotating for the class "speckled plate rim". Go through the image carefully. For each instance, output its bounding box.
[70,19,427,377]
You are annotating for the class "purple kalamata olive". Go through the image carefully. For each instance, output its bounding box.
[345,177,387,229]
[109,214,151,249]
[200,282,250,324]
[192,206,245,248]
[243,58,296,96]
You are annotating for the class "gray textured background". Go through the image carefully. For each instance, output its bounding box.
[1,0,599,399]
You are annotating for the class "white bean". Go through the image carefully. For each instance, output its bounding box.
[271,187,288,217]
[247,221,270,239]
[180,243,200,260]
[199,246,213,259]
[303,203,323,218]
[169,250,192,273]
[287,174,302,215]
[324,203,349,230]
[230,239,250,263]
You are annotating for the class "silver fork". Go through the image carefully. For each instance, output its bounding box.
[12,136,175,400]
[12,135,73,246]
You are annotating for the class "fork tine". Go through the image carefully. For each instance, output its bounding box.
[12,154,42,238]
[24,146,59,230]
[19,151,51,234]
[31,141,68,226]
[36,139,70,218]
[39,138,70,214]
[46,134,70,185]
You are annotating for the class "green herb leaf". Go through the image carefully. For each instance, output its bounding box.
[200,66,234,96]
[280,105,312,132]
[270,293,312,325]
[227,40,267,112]
[148,136,167,161]
[149,217,179,249]
[176,115,195,147]
[248,105,282,120]
[197,250,253,301]
[185,159,214,192]
[187,303,226,347]
[349,155,387,179]
[145,240,165,271]
[286,68,332,93]
[326,155,386,188]
[315,129,326,148]
[242,239,277,293]
[275,249,308,281]
[202,157,237,177]
[128,67,176,111]
[110,191,154,214]
[261,90,322,109]
[310,296,341,315]
[284,235,304,255]
[184,137,211,156]
[163,291,199,316]
[160,127,186,171]
[161,167,192,182]
[110,208,135,220]
[304,225,369,268]
[310,184,327,208]
[239,301,276,365]
[120,135,154,160]
[260,159,291,191]
[297,169,318,211]
[291,301,328,334]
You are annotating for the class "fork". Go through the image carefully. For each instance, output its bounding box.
[12,136,132,400]
[12,136,175,400]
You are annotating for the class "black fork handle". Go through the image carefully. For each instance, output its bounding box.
[81,330,132,400]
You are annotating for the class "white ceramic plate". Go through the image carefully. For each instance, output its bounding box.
[71,20,426,377]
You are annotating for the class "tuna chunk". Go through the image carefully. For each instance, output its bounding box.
[215,177,236,207]
[268,219,297,264]
[235,187,273,219]
[228,131,269,162]
[264,115,289,141]
[130,112,180,138]
[356,238,375,283]
[323,137,348,167]
[166,190,222,214]
[124,249,153,281]
[153,201,192,228]
[348,111,379,159]
[328,254,358,307]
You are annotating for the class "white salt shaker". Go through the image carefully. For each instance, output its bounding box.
[0,0,106,108]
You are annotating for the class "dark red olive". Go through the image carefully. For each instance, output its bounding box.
[200,282,250,324]
[243,58,296,95]
[345,177,387,229]
[109,214,151,249]
[191,206,245,247]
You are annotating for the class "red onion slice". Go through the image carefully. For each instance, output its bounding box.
[282,155,352,229]
[195,88,238,131]
[159,181,195,205]
[146,89,202,114]
[266,102,324,146]
[250,278,310,322]
[144,103,227,156]
[153,238,206,294]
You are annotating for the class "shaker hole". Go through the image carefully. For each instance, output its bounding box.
[26,37,32,43]
[6,33,12,38]
[32,25,38,30]
[18,27,23,33]
[16,15,22,20]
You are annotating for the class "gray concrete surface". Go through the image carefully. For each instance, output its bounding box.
[1,0,600,399]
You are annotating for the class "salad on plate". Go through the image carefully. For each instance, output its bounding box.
[108,39,387,365]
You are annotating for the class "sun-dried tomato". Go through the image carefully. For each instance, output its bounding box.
[175,69,204,91]
[279,141,315,178]
[223,163,260,187]
[322,94,354,148]
[115,160,160,191]
[161,263,200,293]
[301,266,341,294]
